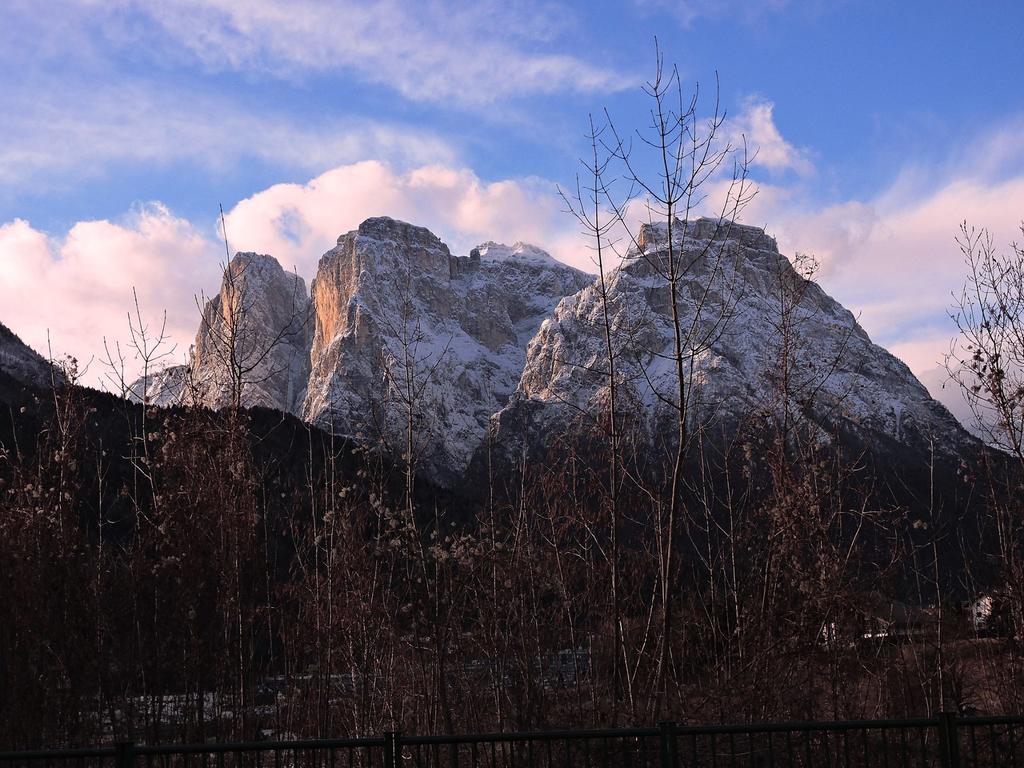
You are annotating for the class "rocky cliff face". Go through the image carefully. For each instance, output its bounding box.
[191,252,313,412]
[301,217,592,482]
[0,322,61,389]
[131,253,313,411]
[125,219,591,482]
[491,217,975,465]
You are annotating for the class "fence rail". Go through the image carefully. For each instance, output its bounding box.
[2,714,1022,768]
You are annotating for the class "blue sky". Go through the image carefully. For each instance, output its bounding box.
[2,0,1023,413]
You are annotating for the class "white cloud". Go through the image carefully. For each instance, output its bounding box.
[49,0,630,109]
[729,98,814,177]
[0,80,458,189]
[0,0,628,192]
[759,176,1024,359]
[635,0,791,26]
[222,161,594,278]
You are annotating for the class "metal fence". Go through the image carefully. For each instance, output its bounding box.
[2,714,1021,768]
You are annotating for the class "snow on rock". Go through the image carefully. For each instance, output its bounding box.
[491,217,976,463]
[301,217,592,483]
[126,254,312,412]
[128,364,189,407]
[474,241,560,267]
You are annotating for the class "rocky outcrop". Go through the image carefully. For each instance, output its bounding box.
[128,253,312,412]
[301,217,592,482]
[190,252,314,411]
[491,217,976,464]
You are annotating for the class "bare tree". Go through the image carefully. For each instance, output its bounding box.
[376,245,459,733]
[593,46,754,716]
[947,221,1024,464]
[558,114,630,721]
[947,219,1024,657]
[102,289,177,403]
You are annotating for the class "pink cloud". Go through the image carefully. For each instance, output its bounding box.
[0,205,221,384]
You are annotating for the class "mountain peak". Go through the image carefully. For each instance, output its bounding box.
[229,250,286,271]
[191,250,313,412]
[327,217,455,281]
[118,214,973,488]
[350,216,447,250]
[474,241,559,267]
[494,216,975,466]
[637,216,778,253]
[303,220,591,482]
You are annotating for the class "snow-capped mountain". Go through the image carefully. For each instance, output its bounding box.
[0,322,62,389]
[123,215,977,484]
[490,217,975,465]
[130,217,591,481]
[301,217,592,482]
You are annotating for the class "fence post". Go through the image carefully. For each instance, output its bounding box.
[659,721,678,768]
[937,712,961,768]
[384,730,402,768]
[114,741,136,768]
